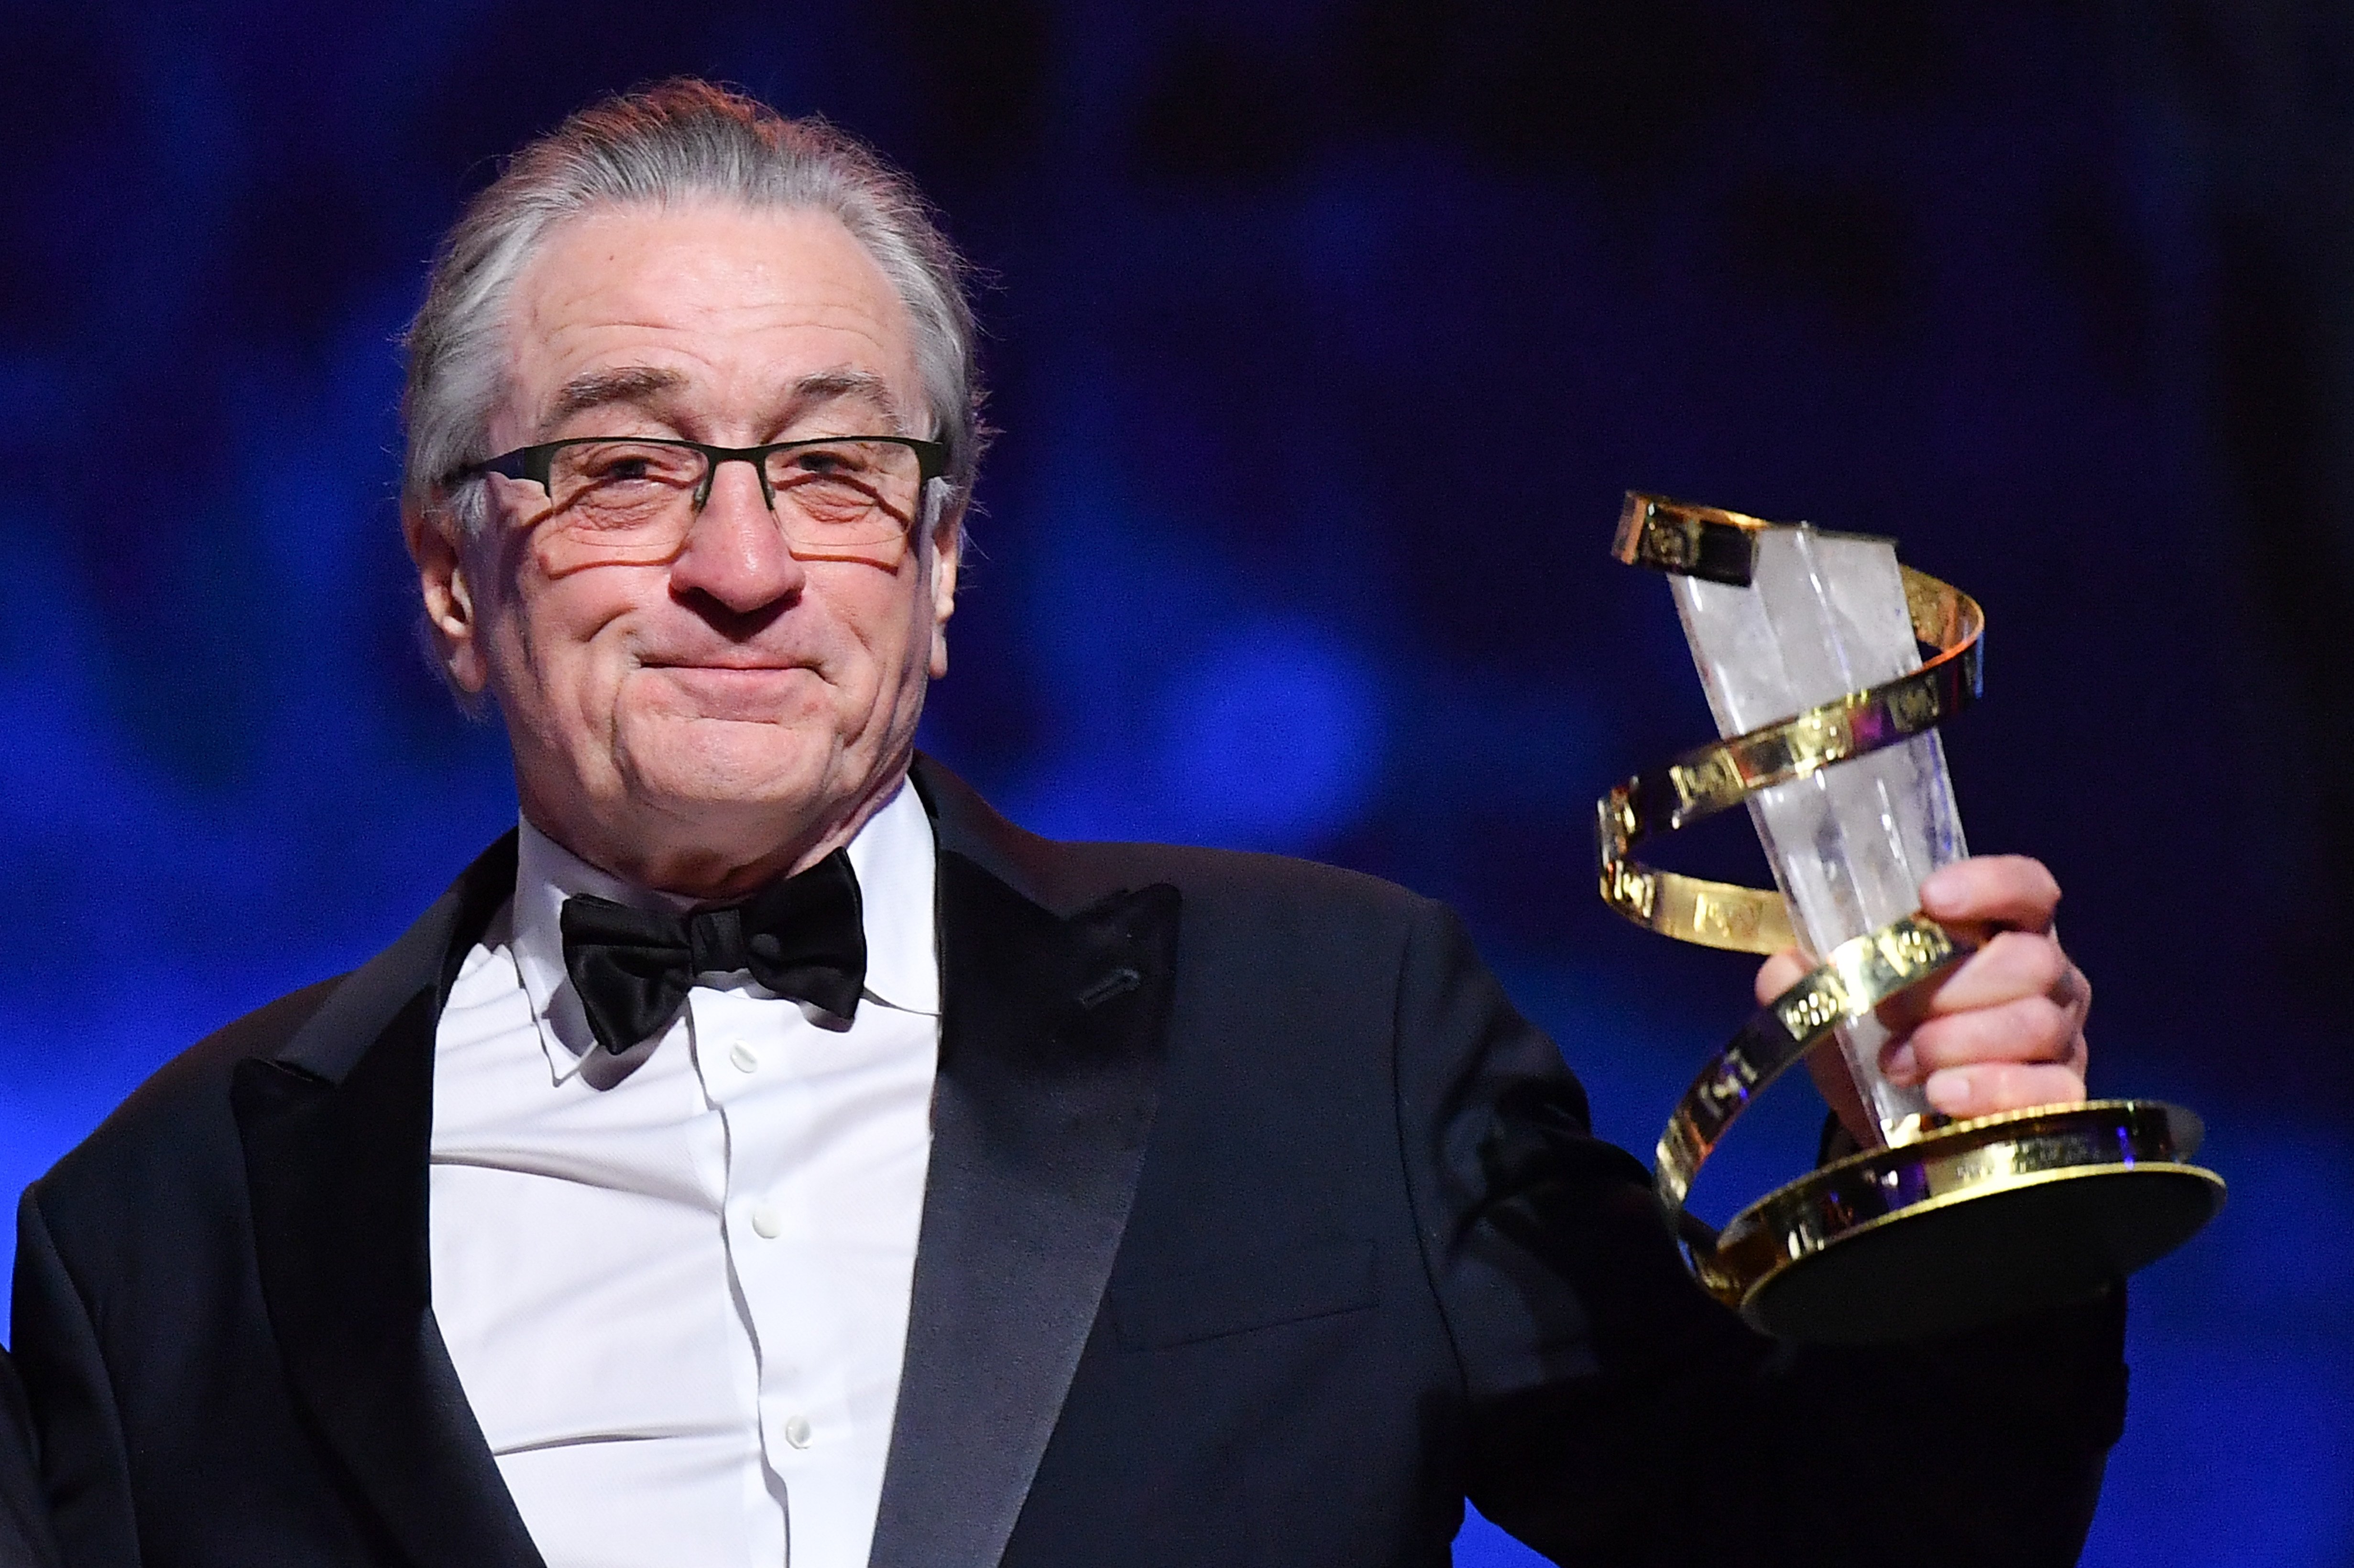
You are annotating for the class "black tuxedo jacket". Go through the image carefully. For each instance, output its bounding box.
[11,759,2127,1568]
[0,1353,59,1568]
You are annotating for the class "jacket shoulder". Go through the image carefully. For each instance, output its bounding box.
[916,754,1438,929]
[1045,838,1431,923]
[33,974,346,1207]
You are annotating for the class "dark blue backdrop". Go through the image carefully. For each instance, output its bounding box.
[1,2,2346,1561]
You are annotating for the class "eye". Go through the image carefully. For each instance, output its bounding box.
[571,443,696,486]
[788,447,867,478]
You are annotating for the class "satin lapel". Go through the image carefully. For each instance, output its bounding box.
[231,836,543,1568]
[866,846,1179,1568]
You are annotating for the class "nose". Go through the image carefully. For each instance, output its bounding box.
[667,455,804,615]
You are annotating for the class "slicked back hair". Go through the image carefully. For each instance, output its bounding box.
[401,80,984,540]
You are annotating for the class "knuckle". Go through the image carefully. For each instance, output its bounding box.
[2017,997,2072,1051]
[1904,1021,1956,1069]
[1920,998,2067,1068]
[1994,852,2058,900]
[1986,929,2062,986]
[2024,937,2069,990]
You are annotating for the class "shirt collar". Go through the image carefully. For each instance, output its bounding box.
[507,780,940,1083]
[841,780,941,1016]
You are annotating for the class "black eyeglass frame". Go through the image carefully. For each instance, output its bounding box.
[447,434,950,517]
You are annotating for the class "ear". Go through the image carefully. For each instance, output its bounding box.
[925,501,963,681]
[405,503,488,695]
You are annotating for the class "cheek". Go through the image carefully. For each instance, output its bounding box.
[489,572,643,711]
[827,573,931,676]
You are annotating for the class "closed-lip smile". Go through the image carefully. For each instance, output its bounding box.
[641,656,804,672]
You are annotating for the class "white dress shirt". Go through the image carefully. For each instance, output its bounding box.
[428,783,940,1568]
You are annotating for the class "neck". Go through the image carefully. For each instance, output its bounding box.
[522,762,910,903]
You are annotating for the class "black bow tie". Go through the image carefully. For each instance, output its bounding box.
[558,849,867,1056]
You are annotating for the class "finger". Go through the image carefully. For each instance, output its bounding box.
[1753,947,1810,1008]
[1923,1060,2086,1119]
[1883,995,2087,1085]
[1804,1041,1881,1147]
[1900,931,2077,1019]
[1919,855,2062,933]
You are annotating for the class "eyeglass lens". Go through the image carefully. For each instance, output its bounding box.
[537,439,923,563]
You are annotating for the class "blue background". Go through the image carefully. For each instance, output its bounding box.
[0,1,2347,1560]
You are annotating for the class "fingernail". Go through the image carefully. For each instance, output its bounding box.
[1925,1069,1972,1115]
[1883,1043,1918,1083]
[1918,866,1957,907]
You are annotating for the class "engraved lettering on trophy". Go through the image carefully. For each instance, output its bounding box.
[1776,982,1846,1038]
[1603,860,1655,920]
[1642,509,1700,570]
[1670,751,1741,813]
[1886,680,1939,732]
[1873,921,1945,975]
[1786,708,1851,770]
[1692,890,1760,944]
[1902,568,1943,641]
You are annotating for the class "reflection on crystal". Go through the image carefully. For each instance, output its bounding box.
[1669,526,1968,1143]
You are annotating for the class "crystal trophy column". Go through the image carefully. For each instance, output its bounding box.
[1669,525,1960,1143]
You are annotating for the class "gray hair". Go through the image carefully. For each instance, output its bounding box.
[401,79,985,538]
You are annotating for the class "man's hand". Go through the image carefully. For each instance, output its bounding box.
[1753,855,2091,1136]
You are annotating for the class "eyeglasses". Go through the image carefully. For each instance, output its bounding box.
[448,435,948,566]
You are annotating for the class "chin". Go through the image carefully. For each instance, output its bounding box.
[622,716,852,818]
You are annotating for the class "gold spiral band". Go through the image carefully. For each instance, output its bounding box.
[1596,494,1984,957]
[1652,911,1975,1214]
[1689,1099,2208,1318]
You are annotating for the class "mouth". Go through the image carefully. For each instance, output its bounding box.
[639,652,811,675]
[636,659,818,715]
[644,660,796,673]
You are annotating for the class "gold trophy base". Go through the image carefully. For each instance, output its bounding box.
[1694,1100,2223,1344]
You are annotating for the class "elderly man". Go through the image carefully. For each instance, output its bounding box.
[11,82,2120,1568]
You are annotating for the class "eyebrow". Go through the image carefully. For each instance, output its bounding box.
[779,368,907,432]
[545,366,690,429]
[541,366,909,436]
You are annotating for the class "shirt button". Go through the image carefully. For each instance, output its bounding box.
[749,1202,783,1239]
[783,1415,813,1449]
[728,1041,759,1074]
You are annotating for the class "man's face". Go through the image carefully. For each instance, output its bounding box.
[410,201,959,893]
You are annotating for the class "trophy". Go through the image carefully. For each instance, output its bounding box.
[1597,494,2223,1343]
